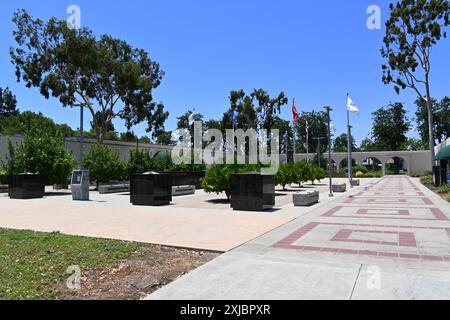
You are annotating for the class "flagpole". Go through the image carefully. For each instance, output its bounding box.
[293,98,297,162]
[347,93,353,188]
[306,122,309,162]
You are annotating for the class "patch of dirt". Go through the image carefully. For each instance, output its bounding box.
[56,244,219,300]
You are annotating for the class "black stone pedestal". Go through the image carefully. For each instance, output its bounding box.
[8,174,45,199]
[130,173,172,206]
[230,173,275,211]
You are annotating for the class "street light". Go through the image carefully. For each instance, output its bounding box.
[324,106,334,197]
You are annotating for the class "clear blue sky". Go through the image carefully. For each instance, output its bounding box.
[0,0,449,144]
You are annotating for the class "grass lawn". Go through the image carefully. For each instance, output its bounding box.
[0,228,147,300]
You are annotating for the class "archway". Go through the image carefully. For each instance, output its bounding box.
[385,157,408,175]
[362,157,383,172]
[339,158,358,172]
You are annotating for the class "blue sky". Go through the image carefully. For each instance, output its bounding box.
[0,0,449,144]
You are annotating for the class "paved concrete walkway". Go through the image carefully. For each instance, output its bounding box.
[0,178,365,252]
[148,176,450,300]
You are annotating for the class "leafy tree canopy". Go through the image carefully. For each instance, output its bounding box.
[415,96,450,145]
[0,87,18,119]
[10,9,168,143]
[1,110,74,137]
[333,133,357,153]
[371,102,411,151]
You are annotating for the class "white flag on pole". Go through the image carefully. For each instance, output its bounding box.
[347,96,359,113]
[188,111,196,126]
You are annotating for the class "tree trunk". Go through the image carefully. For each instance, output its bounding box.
[425,83,436,170]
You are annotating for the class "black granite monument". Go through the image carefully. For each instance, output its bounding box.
[8,174,45,199]
[130,172,172,206]
[230,172,275,211]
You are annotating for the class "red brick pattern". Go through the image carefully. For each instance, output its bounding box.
[272,176,450,263]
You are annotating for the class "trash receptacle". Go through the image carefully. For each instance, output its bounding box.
[71,170,89,201]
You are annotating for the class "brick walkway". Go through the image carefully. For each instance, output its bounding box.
[148,176,450,300]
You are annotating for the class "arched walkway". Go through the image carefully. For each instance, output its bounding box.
[362,157,383,172]
[385,156,409,175]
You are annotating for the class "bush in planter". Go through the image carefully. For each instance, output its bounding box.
[311,166,326,184]
[84,144,127,187]
[1,130,76,185]
[276,163,297,190]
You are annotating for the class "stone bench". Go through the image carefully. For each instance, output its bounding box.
[293,190,319,207]
[332,183,347,193]
[98,183,130,194]
[351,179,360,187]
[172,185,196,196]
[0,184,8,193]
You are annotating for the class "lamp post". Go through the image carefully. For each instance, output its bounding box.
[313,136,326,168]
[324,106,334,197]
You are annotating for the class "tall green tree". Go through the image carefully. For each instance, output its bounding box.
[1,111,74,137]
[294,111,328,155]
[272,116,293,154]
[221,89,288,131]
[359,137,385,152]
[415,96,450,145]
[371,103,411,151]
[381,0,450,167]
[0,87,18,120]
[10,9,168,143]
[333,133,357,153]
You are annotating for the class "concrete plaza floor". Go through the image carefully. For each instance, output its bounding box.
[148,176,450,300]
[0,178,369,252]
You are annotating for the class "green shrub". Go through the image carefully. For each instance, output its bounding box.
[84,144,127,186]
[420,175,433,185]
[437,184,450,194]
[364,171,383,178]
[446,195,450,203]
[2,130,76,185]
[276,163,296,190]
[311,166,326,184]
[355,171,365,178]
[202,163,259,200]
[353,165,368,174]
[128,149,154,174]
[333,170,346,178]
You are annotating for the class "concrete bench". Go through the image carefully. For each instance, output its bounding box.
[0,184,8,193]
[293,190,319,207]
[172,185,196,196]
[98,183,130,194]
[332,183,347,193]
[351,179,360,187]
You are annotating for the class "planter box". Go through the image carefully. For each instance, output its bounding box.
[351,179,360,187]
[8,174,45,199]
[0,175,8,185]
[332,183,347,193]
[230,173,275,211]
[166,171,205,189]
[293,191,319,207]
[0,184,8,193]
[98,183,130,194]
[130,173,172,206]
[172,185,195,196]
